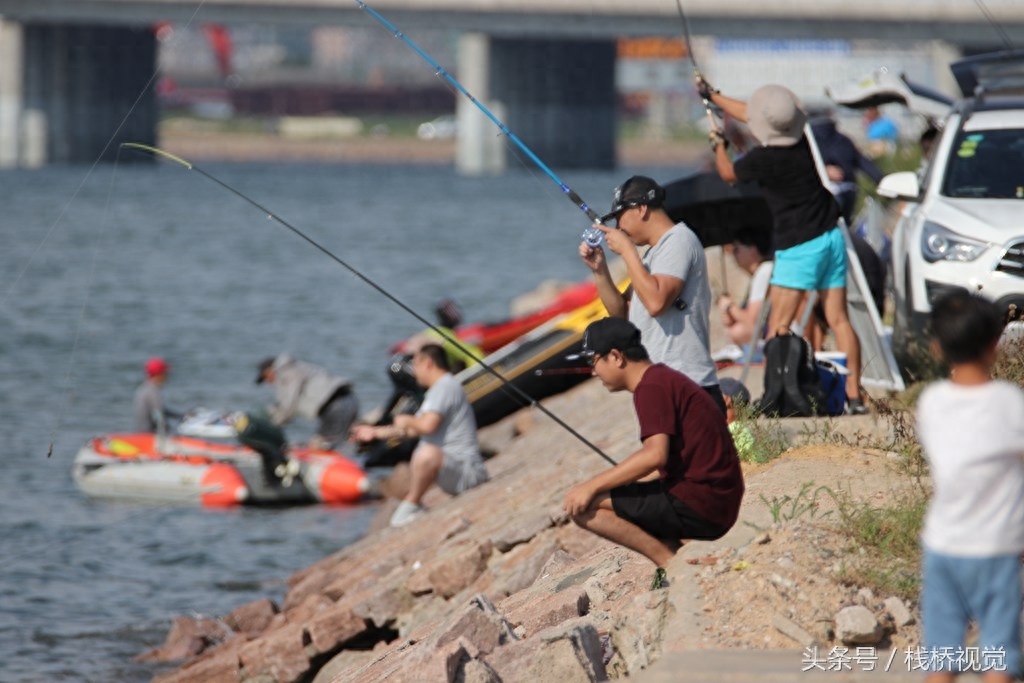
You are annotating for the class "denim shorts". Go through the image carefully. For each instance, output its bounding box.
[921,548,1022,674]
[771,227,847,291]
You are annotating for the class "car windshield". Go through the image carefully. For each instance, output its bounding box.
[942,128,1024,199]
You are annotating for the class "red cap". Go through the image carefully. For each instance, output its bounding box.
[145,357,169,377]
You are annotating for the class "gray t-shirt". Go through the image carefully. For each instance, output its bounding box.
[418,373,484,471]
[628,222,718,387]
[133,380,165,433]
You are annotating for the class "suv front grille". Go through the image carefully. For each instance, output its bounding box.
[996,240,1024,278]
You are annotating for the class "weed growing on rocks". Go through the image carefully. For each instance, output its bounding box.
[828,485,926,604]
[733,401,790,464]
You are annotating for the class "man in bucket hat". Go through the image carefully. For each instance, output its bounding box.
[563,318,744,590]
[698,79,866,414]
[578,175,725,414]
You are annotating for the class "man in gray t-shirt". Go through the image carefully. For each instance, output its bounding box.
[133,357,181,433]
[351,343,488,526]
[580,175,724,414]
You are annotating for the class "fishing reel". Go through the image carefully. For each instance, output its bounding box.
[582,225,604,248]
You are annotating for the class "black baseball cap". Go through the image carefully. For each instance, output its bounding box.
[600,175,666,223]
[567,318,644,361]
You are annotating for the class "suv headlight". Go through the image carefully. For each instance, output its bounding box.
[921,221,989,263]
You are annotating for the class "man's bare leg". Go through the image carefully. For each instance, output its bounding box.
[571,494,679,567]
[405,443,443,505]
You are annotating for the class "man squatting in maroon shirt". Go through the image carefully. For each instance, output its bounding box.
[562,317,745,587]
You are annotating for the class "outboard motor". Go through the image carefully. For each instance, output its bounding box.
[377,353,422,420]
[234,412,289,485]
[359,355,422,469]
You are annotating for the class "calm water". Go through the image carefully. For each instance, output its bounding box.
[0,158,696,681]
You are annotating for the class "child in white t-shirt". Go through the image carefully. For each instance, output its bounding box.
[916,291,1024,682]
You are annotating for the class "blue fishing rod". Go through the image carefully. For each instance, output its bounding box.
[119,143,616,465]
[353,0,606,247]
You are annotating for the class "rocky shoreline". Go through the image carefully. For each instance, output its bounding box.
[142,366,924,682]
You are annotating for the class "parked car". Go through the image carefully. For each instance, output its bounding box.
[416,115,457,140]
[877,50,1024,361]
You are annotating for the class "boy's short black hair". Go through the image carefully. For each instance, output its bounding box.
[416,343,450,372]
[731,225,773,258]
[929,290,1005,364]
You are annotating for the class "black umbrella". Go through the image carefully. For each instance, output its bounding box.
[662,171,772,248]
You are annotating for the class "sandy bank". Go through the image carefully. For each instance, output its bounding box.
[157,130,708,168]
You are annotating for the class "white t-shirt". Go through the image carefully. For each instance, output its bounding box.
[917,379,1024,556]
[747,261,774,305]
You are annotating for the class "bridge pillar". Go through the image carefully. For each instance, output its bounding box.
[491,37,617,170]
[0,19,24,168]
[15,23,157,166]
[455,32,506,175]
[456,34,617,175]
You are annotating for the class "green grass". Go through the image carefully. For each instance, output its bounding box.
[829,485,927,603]
[732,400,790,464]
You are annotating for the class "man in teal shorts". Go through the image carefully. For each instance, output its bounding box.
[700,80,866,414]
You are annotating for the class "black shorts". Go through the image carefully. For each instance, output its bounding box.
[610,480,728,541]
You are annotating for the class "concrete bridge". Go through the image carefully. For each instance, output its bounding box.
[2,0,1024,168]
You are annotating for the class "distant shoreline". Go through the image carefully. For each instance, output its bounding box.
[158,129,709,167]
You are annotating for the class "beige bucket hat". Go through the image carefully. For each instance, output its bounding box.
[747,84,807,147]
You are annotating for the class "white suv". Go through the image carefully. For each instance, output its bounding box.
[879,52,1024,359]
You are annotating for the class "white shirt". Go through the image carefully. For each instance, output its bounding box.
[747,260,774,305]
[917,379,1024,556]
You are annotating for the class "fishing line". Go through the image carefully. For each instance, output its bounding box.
[120,143,616,466]
[45,156,126,458]
[973,0,1015,49]
[674,0,719,133]
[5,1,211,459]
[353,0,605,229]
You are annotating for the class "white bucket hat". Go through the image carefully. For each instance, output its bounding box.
[747,84,807,147]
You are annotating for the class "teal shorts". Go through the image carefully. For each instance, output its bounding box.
[771,227,847,291]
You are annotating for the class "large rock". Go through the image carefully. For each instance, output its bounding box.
[135,615,233,662]
[489,510,554,552]
[606,588,670,676]
[483,537,560,600]
[484,622,608,682]
[501,585,591,638]
[884,596,916,628]
[835,605,884,645]
[225,598,279,635]
[311,649,374,683]
[283,593,334,626]
[435,594,517,655]
[238,622,310,683]
[407,540,493,599]
[306,601,368,657]
[350,580,414,630]
[152,641,243,683]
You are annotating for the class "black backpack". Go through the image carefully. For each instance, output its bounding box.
[756,333,827,418]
